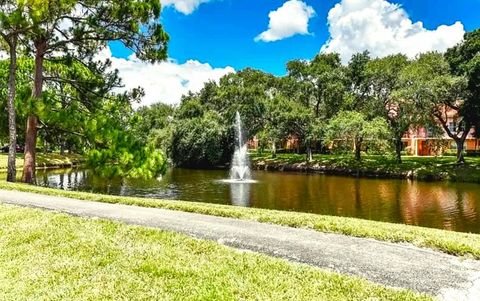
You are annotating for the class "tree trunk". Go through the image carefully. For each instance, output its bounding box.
[354,138,362,161]
[22,39,46,184]
[456,138,466,164]
[434,113,470,165]
[271,141,276,159]
[6,37,18,183]
[306,146,313,162]
[395,136,403,164]
[454,127,470,165]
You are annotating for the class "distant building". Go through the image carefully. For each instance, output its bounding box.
[402,104,479,156]
[402,126,479,156]
[247,135,300,152]
[248,107,480,156]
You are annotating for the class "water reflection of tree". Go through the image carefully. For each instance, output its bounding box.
[393,180,403,224]
[450,186,479,232]
[67,172,72,189]
[42,172,48,186]
[354,179,362,214]
[30,168,480,234]
[59,173,64,189]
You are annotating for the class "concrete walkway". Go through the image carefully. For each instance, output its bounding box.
[1,189,480,300]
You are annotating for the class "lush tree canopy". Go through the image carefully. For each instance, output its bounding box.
[1,11,479,175]
[147,29,479,167]
[0,0,170,182]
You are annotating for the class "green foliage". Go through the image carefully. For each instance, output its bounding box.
[81,92,168,179]
[256,93,295,155]
[287,53,347,118]
[88,144,166,180]
[275,96,320,147]
[212,69,271,136]
[1,0,171,182]
[171,111,229,167]
[56,29,479,169]
[326,111,391,159]
[132,103,175,145]
[445,29,480,131]
[2,6,478,173]
[20,0,168,62]
[0,58,33,143]
[165,69,276,167]
[0,0,171,180]
[0,55,168,179]
[398,52,471,162]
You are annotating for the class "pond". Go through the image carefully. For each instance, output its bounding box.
[17,168,480,234]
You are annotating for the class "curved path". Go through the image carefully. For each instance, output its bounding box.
[1,189,480,300]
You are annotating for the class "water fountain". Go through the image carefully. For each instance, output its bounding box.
[230,112,252,182]
[217,112,255,207]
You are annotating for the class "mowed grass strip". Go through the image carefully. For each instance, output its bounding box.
[0,204,431,301]
[1,181,480,259]
[0,153,84,171]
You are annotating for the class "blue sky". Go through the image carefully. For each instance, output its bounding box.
[106,0,480,105]
[111,0,480,76]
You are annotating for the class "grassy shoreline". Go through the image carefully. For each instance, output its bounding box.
[0,153,84,172]
[1,181,480,259]
[0,204,430,300]
[251,153,480,183]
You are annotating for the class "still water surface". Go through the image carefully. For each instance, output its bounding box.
[22,168,480,233]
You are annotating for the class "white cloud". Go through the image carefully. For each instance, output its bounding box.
[0,51,8,60]
[161,0,211,15]
[321,0,465,63]
[96,48,234,106]
[255,0,316,42]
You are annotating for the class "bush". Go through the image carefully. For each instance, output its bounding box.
[171,111,231,167]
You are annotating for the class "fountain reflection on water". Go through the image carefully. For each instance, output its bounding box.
[230,182,251,207]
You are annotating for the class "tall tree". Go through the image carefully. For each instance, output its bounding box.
[213,69,272,137]
[0,58,33,149]
[20,0,169,183]
[445,29,480,160]
[366,54,412,163]
[325,111,390,161]
[277,97,322,162]
[132,103,175,145]
[344,51,371,112]
[171,110,228,168]
[285,54,346,157]
[0,1,29,182]
[287,53,346,119]
[402,52,469,163]
[256,82,293,158]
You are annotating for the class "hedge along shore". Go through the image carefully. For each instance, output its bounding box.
[251,153,480,183]
[1,181,480,260]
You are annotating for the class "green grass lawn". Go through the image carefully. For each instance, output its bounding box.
[2,181,480,260]
[0,153,84,171]
[0,204,431,301]
[251,153,480,183]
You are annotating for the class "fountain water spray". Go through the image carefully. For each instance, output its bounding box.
[230,112,251,181]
